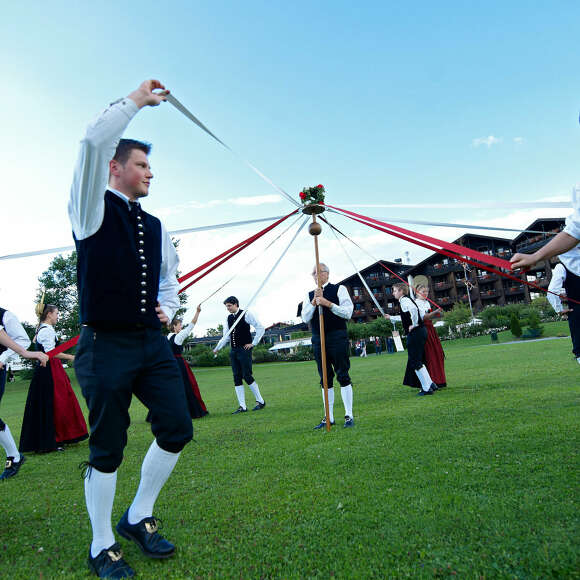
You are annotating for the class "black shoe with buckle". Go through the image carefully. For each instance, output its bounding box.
[232,406,247,414]
[88,543,135,578]
[116,510,175,559]
[0,455,26,481]
[252,401,266,411]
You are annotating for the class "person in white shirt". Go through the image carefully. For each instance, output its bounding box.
[511,185,580,269]
[301,263,355,429]
[0,311,49,480]
[386,283,438,396]
[547,256,580,364]
[68,80,193,578]
[214,296,266,413]
[19,303,88,454]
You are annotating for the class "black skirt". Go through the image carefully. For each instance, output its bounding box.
[403,326,427,388]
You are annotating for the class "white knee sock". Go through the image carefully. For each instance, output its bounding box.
[235,385,246,409]
[415,365,433,391]
[85,467,117,558]
[340,385,354,419]
[0,424,20,462]
[248,381,264,404]
[322,388,335,423]
[128,440,180,525]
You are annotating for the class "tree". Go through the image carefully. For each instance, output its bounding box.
[510,313,522,337]
[369,317,394,337]
[443,302,471,328]
[35,251,79,339]
[205,324,224,337]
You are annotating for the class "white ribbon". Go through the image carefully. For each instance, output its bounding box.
[166,94,300,209]
[214,217,309,350]
[325,215,386,317]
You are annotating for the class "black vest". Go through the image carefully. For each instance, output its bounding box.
[168,333,183,355]
[228,310,252,348]
[563,265,580,311]
[399,296,424,335]
[74,191,163,329]
[0,308,6,355]
[308,284,348,335]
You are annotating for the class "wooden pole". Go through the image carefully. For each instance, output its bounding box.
[311,214,332,432]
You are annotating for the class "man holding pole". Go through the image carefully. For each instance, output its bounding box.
[301,263,355,429]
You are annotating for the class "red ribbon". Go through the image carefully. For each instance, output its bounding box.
[48,210,299,356]
[335,206,578,305]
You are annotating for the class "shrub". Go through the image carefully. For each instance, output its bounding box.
[510,313,522,338]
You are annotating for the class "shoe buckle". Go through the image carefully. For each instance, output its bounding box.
[5,458,12,469]
[107,548,123,562]
[144,520,158,534]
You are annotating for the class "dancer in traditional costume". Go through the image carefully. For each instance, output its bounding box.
[0,310,49,480]
[415,284,447,387]
[301,263,355,428]
[70,80,193,577]
[19,304,88,454]
[214,296,266,414]
[386,283,437,396]
[168,306,208,418]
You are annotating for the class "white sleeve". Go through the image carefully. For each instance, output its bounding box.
[301,293,315,324]
[245,310,265,346]
[0,312,31,365]
[37,326,56,352]
[157,223,180,322]
[68,98,140,240]
[173,323,195,346]
[547,264,566,313]
[330,285,354,319]
[563,185,580,240]
[214,317,231,352]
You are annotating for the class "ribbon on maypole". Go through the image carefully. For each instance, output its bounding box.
[327,205,579,305]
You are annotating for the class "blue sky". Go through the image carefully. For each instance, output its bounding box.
[1,1,578,331]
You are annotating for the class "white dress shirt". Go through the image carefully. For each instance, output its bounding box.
[36,324,57,352]
[67,97,180,321]
[301,283,354,324]
[563,185,580,242]
[215,309,265,352]
[547,263,567,313]
[0,311,31,365]
[415,298,431,318]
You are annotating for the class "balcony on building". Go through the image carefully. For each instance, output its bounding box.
[505,285,524,295]
[480,289,498,299]
[477,273,498,284]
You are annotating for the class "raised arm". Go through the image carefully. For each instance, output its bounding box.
[68,80,169,241]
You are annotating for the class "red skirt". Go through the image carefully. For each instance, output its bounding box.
[423,320,447,387]
[175,355,208,418]
[50,358,89,444]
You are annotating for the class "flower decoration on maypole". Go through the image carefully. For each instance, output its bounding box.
[299,184,325,206]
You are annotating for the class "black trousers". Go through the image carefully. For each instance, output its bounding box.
[403,326,427,387]
[75,326,193,473]
[230,347,255,385]
[0,368,5,431]
[312,329,352,389]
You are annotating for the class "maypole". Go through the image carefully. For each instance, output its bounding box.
[301,185,331,432]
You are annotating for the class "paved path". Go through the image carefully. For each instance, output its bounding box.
[486,336,569,346]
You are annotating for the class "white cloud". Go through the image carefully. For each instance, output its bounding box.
[513,137,525,145]
[472,135,502,148]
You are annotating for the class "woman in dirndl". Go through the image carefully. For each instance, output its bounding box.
[19,303,88,453]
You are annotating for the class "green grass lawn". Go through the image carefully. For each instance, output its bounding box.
[1,324,578,579]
